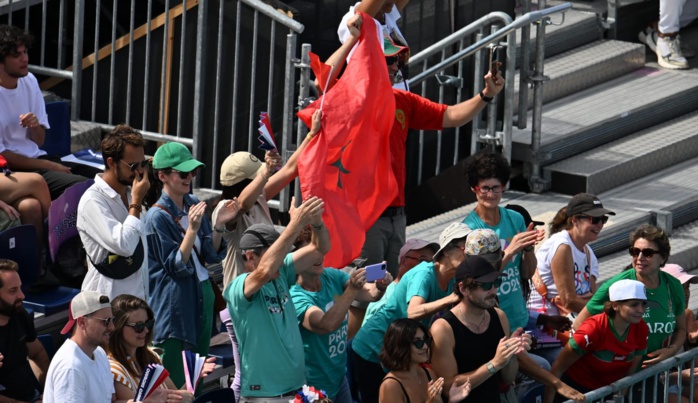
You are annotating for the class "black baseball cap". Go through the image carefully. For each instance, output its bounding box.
[505,204,544,227]
[455,255,506,283]
[566,193,616,218]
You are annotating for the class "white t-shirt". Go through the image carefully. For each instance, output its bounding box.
[528,230,599,315]
[43,339,115,403]
[0,73,50,157]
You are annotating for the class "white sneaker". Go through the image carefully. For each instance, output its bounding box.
[640,26,695,58]
[656,36,689,69]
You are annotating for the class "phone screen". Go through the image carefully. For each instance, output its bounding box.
[365,262,387,282]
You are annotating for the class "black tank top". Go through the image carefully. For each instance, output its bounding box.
[441,307,504,403]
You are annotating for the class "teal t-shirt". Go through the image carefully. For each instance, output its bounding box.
[290,268,350,398]
[585,269,685,355]
[225,253,305,397]
[464,206,529,330]
[352,262,454,363]
[362,281,397,326]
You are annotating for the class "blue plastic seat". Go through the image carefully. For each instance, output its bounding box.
[40,101,71,157]
[192,387,235,403]
[0,224,79,315]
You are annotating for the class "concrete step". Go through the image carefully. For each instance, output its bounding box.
[511,67,698,166]
[545,111,698,195]
[514,40,645,112]
[515,9,602,65]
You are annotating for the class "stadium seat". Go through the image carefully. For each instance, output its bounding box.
[520,383,545,403]
[0,224,79,315]
[192,387,234,403]
[41,101,71,157]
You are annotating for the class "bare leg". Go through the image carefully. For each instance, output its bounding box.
[14,196,44,246]
[0,172,51,217]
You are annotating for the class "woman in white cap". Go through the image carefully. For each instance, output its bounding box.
[529,193,614,324]
[544,279,649,403]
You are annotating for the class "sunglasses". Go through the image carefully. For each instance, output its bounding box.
[88,316,115,327]
[125,319,155,334]
[385,56,399,66]
[628,247,661,258]
[171,168,199,180]
[576,214,609,225]
[119,159,149,172]
[476,277,503,291]
[411,337,432,349]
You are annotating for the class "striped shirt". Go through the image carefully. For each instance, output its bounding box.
[108,352,168,392]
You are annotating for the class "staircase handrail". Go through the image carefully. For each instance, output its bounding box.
[239,0,304,33]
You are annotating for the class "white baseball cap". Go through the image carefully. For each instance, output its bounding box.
[60,291,111,335]
[434,223,473,259]
[609,279,647,302]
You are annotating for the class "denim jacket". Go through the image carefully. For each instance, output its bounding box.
[144,192,225,347]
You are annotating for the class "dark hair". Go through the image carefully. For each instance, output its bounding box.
[549,207,573,235]
[0,259,19,288]
[380,318,432,371]
[221,179,253,200]
[107,295,160,380]
[464,152,511,189]
[629,224,671,263]
[0,25,33,63]
[101,124,146,170]
[143,163,167,209]
[603,301,616,318]
[454,278,479,298]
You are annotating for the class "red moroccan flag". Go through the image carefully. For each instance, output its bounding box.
[297,12,398,269]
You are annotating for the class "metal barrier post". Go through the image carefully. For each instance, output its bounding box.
[517,0,532,128]
[290,43,312,210]
[191,0,207,189]
[528,0,551,193]
[279,32,299,213]
[70,0,85,121]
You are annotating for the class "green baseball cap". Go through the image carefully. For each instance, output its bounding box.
[383,35,409,57]
[152,142,205,172]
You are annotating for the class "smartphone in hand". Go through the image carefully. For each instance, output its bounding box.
[365,261,387,282]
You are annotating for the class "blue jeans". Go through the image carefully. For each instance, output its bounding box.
[332,376,353,403]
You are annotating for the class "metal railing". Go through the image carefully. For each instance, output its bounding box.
[564,348,698,403]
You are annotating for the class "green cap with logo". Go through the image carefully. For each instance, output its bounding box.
[152,142,205,172]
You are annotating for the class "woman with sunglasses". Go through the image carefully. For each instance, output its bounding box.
[379,318,470,403]
[573,224,686,399]
[107,294,216,403]
[143,142,238,388]
[529,193,614,321]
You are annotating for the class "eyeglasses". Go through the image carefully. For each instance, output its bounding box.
[87,316,115,327]
[125,319,155,334]
[475,185,503,195]
[476,277,503,291]
[576,214,609,225]
[628,247,661,258]
[385,56,399,66]
[171,168,198,179]
[411,337,432,349]
[119,159,149,172]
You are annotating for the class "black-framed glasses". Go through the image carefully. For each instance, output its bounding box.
[475,185,503,195]
[411,337,432,349]
[629,247,661,258]
[385,56,399,66]
[476,277,503,291]
[171,168,199,179]
[125,319,154,334]
[87,316,115,327]
[576,214,609,225]
[119,159,149,172]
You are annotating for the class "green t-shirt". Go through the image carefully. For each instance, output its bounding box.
[290,268,350,398]
[352,262,454,363]
[585,269,685,355]
[362,281,397,326]
[464,207,529,330]
[225,253,305,397]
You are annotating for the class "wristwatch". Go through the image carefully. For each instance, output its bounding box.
[486,361,497,374]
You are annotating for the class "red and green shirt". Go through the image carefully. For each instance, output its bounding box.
[566,313,649,390]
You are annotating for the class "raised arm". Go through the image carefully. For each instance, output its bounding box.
[316,14,362,95]
[442,71,504,128]
[302,269,366,334]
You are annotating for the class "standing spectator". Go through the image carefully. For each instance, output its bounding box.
[430,255,532,402]
[0,25,97,200]
[637,0,698,69]
[107,294,215,402]
[143,142,238,388]
[78,125,150,300]
[351,223,472,403]
[224,197,329,401]
[545,280,648,403]
[0,259,50,402]
[379,318,471,402]
[291,227,390,403]
[44,291,117,402]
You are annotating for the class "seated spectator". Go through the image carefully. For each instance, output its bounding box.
[224,197,329,401]
[107,294,215,402]
[363,238,439,325]
[0,25,98,200]
[379,318,470,403]
[78,125,150,300]
[291,226,390,403]
[545,280,648,403]
[143,142,237,388]
[0,172,50,248]
[351,223,472,403]
[430,255,531,403]
[0,259,49,402]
